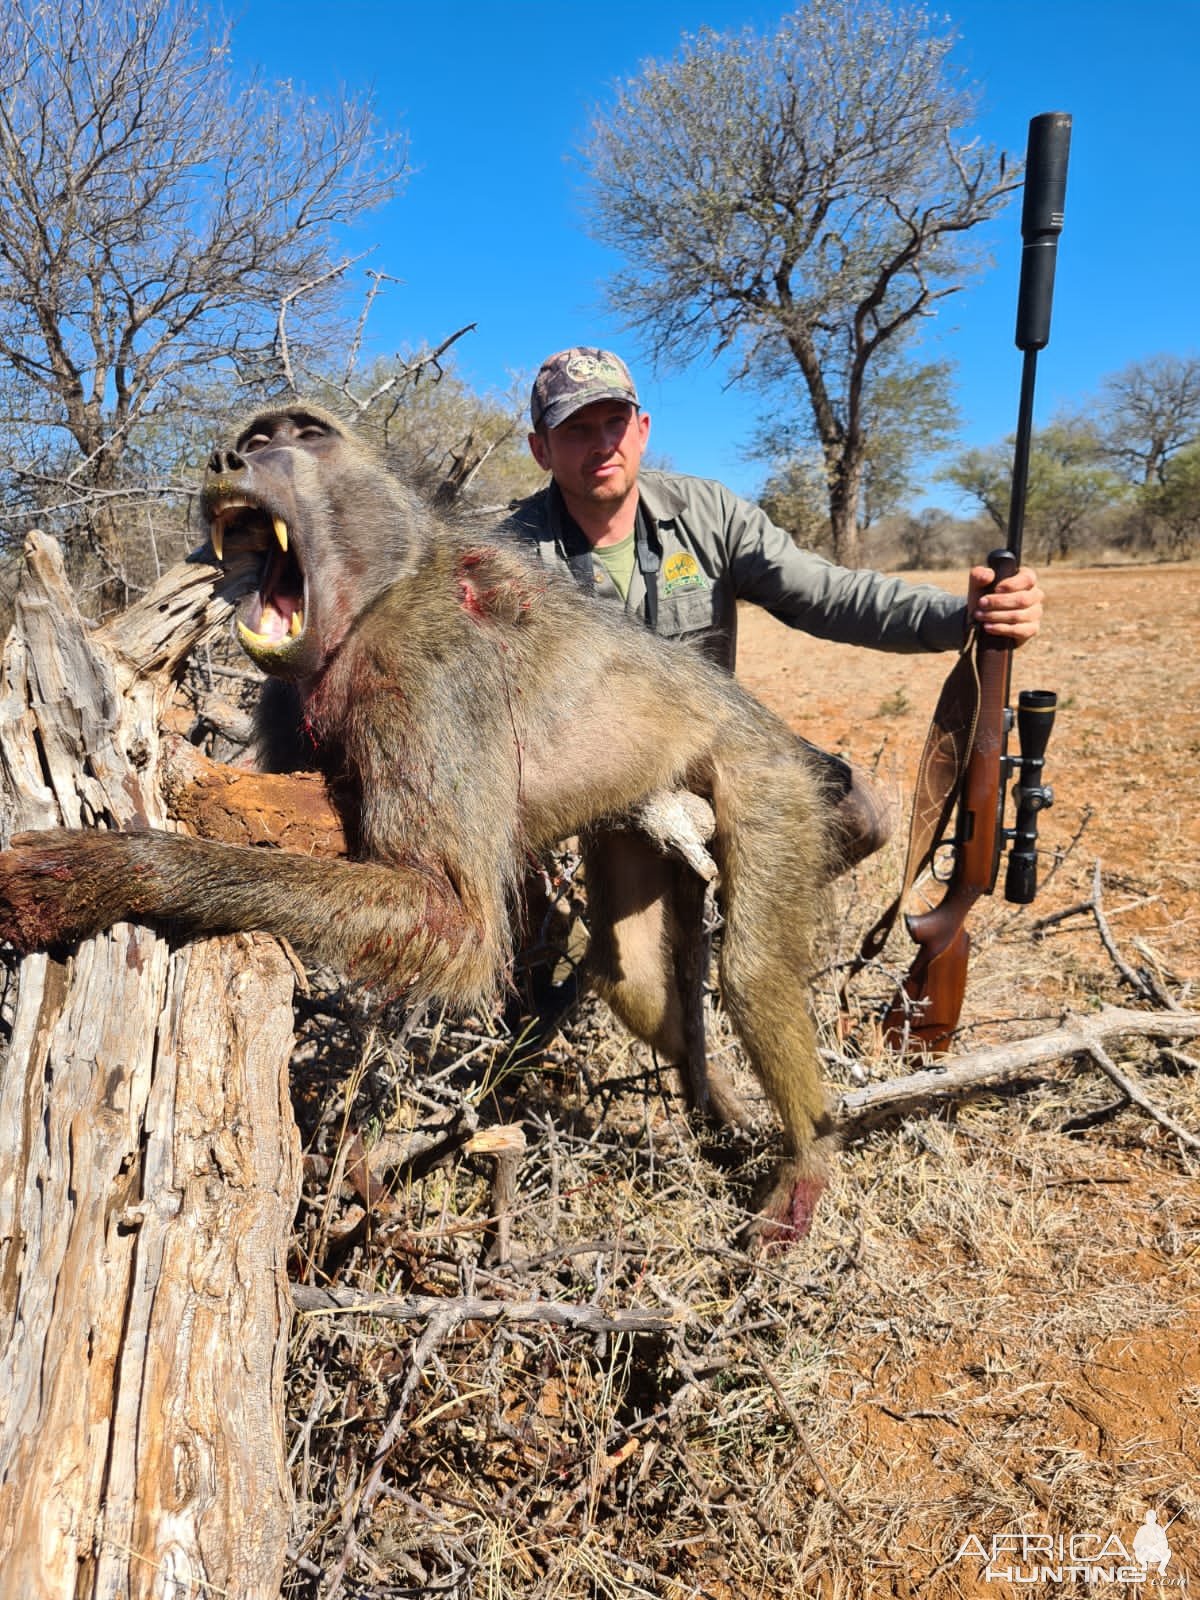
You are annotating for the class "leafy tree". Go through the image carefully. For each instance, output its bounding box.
[0,0,404,606]
[1140,440,1200,556]
[894,506,964,570]
[583,0,1017,566]
[1097,353,1200,486]
[753,357,959,536]
[941,419,1124,563]
[858,362,961,528]
[939,443,1011,532]
[757,453,832,556]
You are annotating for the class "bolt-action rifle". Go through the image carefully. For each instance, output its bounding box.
[882,111,1072,1051]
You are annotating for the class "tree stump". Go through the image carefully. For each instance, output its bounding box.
[0,536,301,1599]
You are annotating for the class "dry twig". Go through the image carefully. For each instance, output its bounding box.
[1082,1039,1200,1151]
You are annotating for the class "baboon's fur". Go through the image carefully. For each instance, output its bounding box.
[0,405,832,1241]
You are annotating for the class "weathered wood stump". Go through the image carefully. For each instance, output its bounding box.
[0,536,301,1599]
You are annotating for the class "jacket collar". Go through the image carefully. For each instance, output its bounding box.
[532,471,685,546]
[634,469,687,524]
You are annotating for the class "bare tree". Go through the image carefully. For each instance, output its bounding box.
[1098,353,1200,486]
[583,0,1018,565]
[0,0,405,605]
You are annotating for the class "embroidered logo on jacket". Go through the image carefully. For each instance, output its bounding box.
[662,552,709,595]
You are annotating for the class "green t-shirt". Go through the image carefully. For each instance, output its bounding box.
[591,531,637,601]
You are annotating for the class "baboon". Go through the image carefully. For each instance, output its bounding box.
[0,405,832,1243]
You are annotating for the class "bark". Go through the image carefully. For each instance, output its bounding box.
[0,538,301,1599]
[161,737,346,857]
[826,451,863,569]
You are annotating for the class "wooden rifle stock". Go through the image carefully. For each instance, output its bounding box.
[883,571,1016,1049]
[882,112,1071,1053]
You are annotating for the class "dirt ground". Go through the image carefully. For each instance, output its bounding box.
[737,562,1199,994]
[730,562,1199,1597]
[235,561,1200,1598]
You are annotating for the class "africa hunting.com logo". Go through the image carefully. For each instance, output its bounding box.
[953,1509,1188,1586]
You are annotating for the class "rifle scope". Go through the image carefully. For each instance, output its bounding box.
[1004,689,1057,903]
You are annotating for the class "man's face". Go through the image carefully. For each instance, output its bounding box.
[529,400,650,508]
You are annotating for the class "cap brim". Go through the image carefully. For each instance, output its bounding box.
[539,387,639,431]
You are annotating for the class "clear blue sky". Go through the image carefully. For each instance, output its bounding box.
[236,0,1200,505]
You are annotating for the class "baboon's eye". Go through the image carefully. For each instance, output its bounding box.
[241,431,273,452]
[296,423,329,441]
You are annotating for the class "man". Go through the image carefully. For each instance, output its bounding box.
[504,347,1044,870]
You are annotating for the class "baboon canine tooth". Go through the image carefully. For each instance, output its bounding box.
[236,617,274,648]
[273,516,289,552]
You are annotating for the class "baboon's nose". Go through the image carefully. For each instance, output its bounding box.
[207,447,246,475]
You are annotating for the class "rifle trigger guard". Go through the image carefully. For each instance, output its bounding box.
[931,841,957,884]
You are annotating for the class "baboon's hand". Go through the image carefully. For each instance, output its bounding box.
[0,830,122,950]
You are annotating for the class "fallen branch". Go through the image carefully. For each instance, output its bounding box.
[325,1302,463,1596]
[754,1356,850,1519]
[839,1005,1200,1130]
[1033,859,1182,1012]
[292,1283,682,1336]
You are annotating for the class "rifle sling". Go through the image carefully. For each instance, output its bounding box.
[843,639,980,984]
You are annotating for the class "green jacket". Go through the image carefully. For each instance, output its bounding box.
[503,471,968,670]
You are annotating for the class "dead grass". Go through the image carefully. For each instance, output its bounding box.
[280,564,1200,1599]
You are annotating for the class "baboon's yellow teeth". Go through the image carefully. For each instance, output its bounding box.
[211,524,224,562]
[273,516,289,552]
[236,618,273,647]
[289,609,303,637]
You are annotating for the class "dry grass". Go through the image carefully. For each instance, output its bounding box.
[276,565,1199,1599]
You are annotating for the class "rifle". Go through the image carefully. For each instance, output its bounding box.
[882,111,1071,1052]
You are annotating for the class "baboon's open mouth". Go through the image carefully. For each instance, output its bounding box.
[209,498,308,655]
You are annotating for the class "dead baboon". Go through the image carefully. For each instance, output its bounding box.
[0,405,831,1243]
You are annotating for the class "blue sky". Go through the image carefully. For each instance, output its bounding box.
[237,0,1200,505]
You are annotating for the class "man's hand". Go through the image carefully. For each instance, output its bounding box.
[967,564,1044,645]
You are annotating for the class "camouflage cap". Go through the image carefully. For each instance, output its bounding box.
[530,348,639,431]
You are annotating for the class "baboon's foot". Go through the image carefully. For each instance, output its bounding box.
[740,1156,829,1253]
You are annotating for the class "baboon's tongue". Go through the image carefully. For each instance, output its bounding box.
[255,597,303,640]
[257,548,304,639]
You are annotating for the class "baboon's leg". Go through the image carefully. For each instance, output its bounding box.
[509,853,583,1024]
[583,830,750,1131]
[710,749,834,1242]
[829,765,894,871]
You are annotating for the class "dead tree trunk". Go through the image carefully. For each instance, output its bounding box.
[0,535,301,1599]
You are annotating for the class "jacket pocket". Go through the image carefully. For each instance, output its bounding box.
[658,585,719,638]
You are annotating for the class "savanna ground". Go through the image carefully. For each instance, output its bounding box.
[284,563,1198,1599]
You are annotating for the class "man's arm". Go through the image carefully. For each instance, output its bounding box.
[721,487,1042,652]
